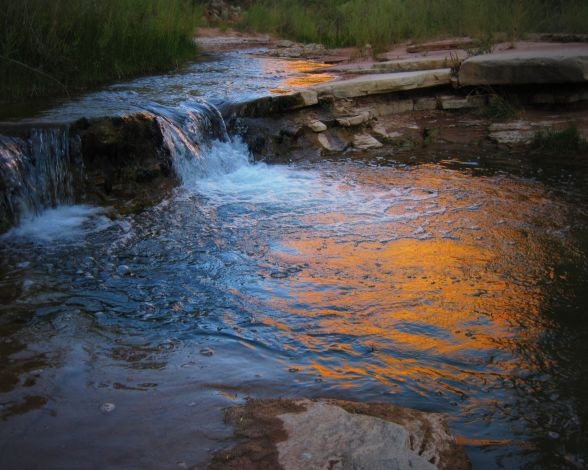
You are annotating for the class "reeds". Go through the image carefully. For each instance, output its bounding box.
[240,0,588,51]
[0,0,202,101]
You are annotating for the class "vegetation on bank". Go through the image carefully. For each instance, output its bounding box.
[0,0,202,102]
[2,0,588,103]
[238,0,588,50]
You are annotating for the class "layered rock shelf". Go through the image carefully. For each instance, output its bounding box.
[224,42,588,163]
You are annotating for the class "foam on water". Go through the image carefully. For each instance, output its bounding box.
[2,205,111,243]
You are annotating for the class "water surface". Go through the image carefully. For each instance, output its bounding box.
[1,51,588,469]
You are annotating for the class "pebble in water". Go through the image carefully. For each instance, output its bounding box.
[116,265,132,276]
[200,347,214,357]
[100,402,116,414]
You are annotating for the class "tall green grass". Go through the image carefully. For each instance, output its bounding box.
[0,0,202,102]
[240,0,588,51]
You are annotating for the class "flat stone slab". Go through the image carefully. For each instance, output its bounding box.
[208,398,470,470]
[459,47,588,86]
[311,69,452,98]
[325,56,463,75]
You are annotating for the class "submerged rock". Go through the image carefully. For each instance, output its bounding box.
[209,398,470,470]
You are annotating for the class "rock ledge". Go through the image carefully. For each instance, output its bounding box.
[208,398,470,470]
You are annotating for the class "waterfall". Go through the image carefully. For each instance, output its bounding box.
[0,99,250,234]
[152,101,250,185]
[0,127,81,229]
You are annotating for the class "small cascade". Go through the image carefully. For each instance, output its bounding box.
[0,127,81,229]
[152,101,250,184]
[0,99,249,233]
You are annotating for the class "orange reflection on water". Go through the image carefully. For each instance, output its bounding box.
[263,58,335,94]
[258,168,557,394]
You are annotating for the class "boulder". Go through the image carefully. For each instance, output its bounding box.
[353,133,383,149]
[459,48,588,86]
[336,111,372,127]
[307,119,327,132]
[208,398,470,470]
[311,69,452,99]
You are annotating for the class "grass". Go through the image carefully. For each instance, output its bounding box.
[0,0,202,102]
[531,126,588,155]
[238,0,588,51]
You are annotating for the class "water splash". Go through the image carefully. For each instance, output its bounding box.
[155,101,251,185]
[0,128,80,227]
[1,205,111,243]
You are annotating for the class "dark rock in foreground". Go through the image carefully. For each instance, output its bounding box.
[209,398,470,470]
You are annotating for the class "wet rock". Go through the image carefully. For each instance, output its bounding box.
[100,402,116,414]
[200,347,214,357]
[459,48,588,86]
[72,113,176,206]
[116,265,132,276]
[223,90,318,118]
[209,398,470,470]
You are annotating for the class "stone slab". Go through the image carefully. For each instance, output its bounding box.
[326,56,460,74]
[311,69,452,99]
[277,401,434,470]
[459,48,588,86]
[209,398,470,470]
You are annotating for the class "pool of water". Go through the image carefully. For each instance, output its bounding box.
[1,134,588,468]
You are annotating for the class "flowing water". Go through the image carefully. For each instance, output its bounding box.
[1,49,588,469]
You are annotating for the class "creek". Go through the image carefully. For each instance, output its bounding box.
[1,48,588,469]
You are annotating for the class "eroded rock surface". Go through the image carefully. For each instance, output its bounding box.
[209,398,470,470]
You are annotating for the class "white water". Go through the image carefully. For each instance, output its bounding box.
[1,205,111,243]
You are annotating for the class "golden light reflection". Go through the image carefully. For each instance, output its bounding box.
[262,58,335,94]
[256,166,566,394]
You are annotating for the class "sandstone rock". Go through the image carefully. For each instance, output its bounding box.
[336,111,372,127]
[307,119,327,132]
[277,401,434,470]
[209,398,470,470]
[311,70,452,99]
[372,99,414,116]
[353,133,383,149]
[488,121,535,145]
[439,95,486,110]
[414,97,438,111]
[459,48,588,86]
[223,90,318,118]
[318,131,347,152]
[330,57,457,75]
